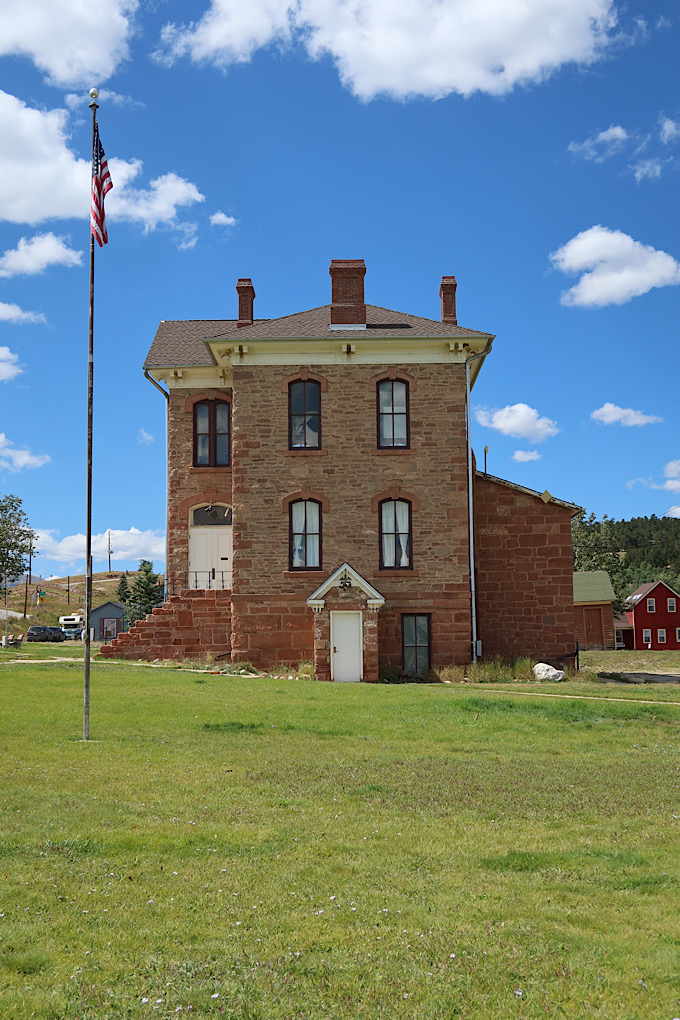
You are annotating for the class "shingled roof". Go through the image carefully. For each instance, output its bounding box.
[573,571,616,604]
[145,303,494,368]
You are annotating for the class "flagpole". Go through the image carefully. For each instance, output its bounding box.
[84,88,99,741]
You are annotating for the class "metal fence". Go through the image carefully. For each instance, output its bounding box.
[163,572,232,597]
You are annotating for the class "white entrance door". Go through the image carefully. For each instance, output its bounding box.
[189,526,232,588]
[330,611,363,682]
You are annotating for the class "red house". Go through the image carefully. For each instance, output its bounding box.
[624,581,680,650]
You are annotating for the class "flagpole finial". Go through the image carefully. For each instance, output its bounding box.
[89,88,99,99]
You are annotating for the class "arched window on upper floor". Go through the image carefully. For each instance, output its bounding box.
[377,378,409,448]
[193,400,230,467]
[289,379,321,449]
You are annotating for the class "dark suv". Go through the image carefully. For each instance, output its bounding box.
[45,627,66,642]
[26,625,52,642]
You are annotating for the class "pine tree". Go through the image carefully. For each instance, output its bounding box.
[126,560,162,623]
[116,573,130,603]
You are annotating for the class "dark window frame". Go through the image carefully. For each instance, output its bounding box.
[377,378,410,449]
[401,613,431,675]
[288,379,322,450]
[379,497,413,570]
[193,399,231,467]
[288,498,323,571]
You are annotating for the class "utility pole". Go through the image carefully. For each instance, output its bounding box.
[23,540,32,618]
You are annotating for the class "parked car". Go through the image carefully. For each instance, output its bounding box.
[26,625,52,642]
[45,627,66,642]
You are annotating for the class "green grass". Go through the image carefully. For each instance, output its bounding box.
[1,661,680,1018]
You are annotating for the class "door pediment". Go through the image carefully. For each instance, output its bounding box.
[306,562,385,613]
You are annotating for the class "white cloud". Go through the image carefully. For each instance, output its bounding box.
[630,158,664,182]
[512,450,541,462]
[0,0,138,88]
[35,526,165,565]
[0,232,82,278]
[156,0,619,101]
[210,211,237,228]
[138,428,154,445]
[591,402,662,426]
[652,460,680,493]
[0,91,90,223]
[0,92,205,241]
[550,225,680,307]
[475,403,559,443]
[666,505,680,518]
[64,89,145,111]
[0,432,50,471]
[568,124,628,161]
[659,115,680,144]
[0,301,45,324]
[106,171,205,233]
[0,347,22,382]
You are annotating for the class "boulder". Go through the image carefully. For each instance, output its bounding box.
[532,662,566,682]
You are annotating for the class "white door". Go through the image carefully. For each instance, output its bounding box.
[330,611,363,682]
[189,526,232,588]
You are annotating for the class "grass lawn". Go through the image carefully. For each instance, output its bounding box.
[1,660,680,1018]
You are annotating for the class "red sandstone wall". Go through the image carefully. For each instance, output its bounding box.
[474,475,576,660]
[166,387,233,582]
[229,362,472,667]
[99,589,232,662]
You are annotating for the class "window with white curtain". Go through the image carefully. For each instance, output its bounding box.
[380,499,412,568]
[290,499,322,569]
[193,399,230,467]
[377,379,409,448]
[289,380,321,449]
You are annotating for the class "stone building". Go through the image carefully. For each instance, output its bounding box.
[101,259,578,678]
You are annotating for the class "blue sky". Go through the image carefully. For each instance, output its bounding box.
[1,0,678,578]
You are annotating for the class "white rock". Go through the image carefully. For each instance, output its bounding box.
[532,662,565,682]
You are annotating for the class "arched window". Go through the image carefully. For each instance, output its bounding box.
[193,400,230,467]
[289,499,322,570]
[377,378,409,448]
[379,499,412,569]
[192,505,232,526]
[289,380,321,449]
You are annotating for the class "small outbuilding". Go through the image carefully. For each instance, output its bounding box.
[573,571,616,650]
[90,601,127,641]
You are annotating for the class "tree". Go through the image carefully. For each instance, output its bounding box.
[116,573,131,603]
[571,510,627,613]
[0,494,38,588]
[125,560,162,623]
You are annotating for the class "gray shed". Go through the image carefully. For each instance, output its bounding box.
[91,601,127,641]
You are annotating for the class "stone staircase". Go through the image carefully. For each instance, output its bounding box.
[98,589,232,662]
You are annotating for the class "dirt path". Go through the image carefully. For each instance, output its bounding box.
[474,688,680,708]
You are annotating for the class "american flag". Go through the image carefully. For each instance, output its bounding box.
[91,123,113,247]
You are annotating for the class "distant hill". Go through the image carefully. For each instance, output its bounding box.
[611,515,680,576]
[1,568,158,627]
[573,512,680,606]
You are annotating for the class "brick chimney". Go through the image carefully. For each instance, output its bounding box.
[440,276,457,325]
[236,278,255,328]
[329,259,366,327]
